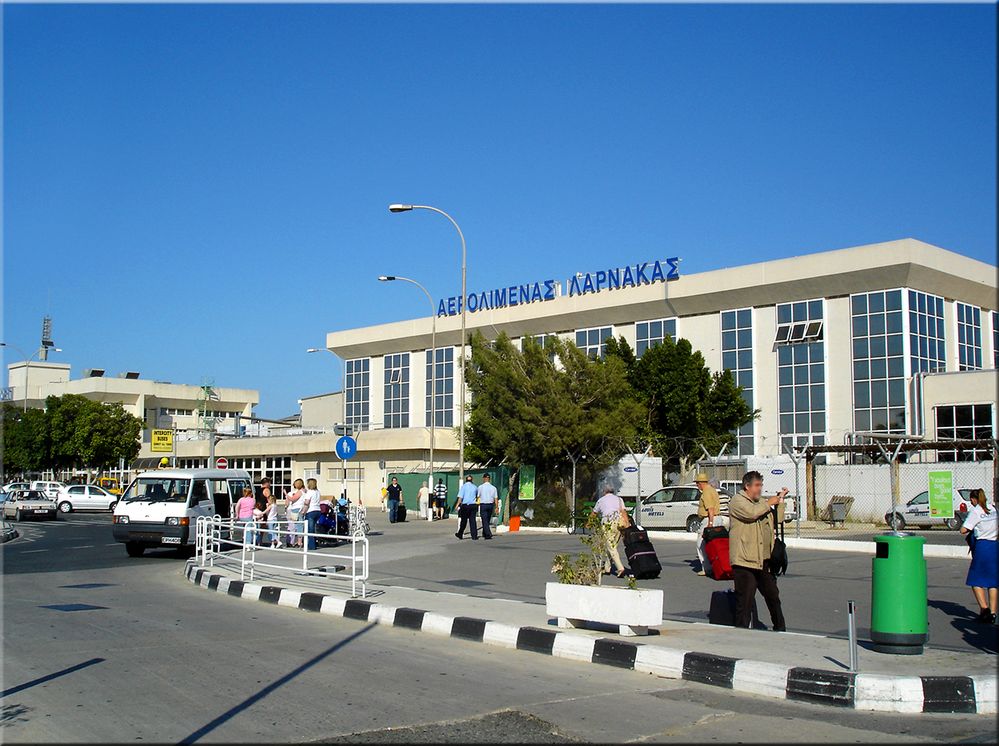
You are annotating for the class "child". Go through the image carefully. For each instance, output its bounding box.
[265,493,280,548]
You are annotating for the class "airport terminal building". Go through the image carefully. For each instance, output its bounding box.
[323,238,997,496]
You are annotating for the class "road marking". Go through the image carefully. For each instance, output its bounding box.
[69,545,95,549]
[20,549,47,553]
[105,542,119,546]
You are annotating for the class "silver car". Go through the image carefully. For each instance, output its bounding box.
[55,484,118,514]
[2,490,58,521]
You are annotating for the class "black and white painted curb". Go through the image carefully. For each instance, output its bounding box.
[183,562,995,715]
[1,526,18,544]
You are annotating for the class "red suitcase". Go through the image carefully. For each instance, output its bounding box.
[705,536,733,581]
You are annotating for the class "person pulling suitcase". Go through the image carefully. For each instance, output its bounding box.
[590,486,630,577]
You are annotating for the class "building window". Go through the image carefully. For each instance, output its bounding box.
[575,327,613,359]
[636,318,677,357]
[425,347,454,428]
[908,290,946,374]
[955,303,982,371]
[852,290,906,434]
[721,309,753,455]
[383,353,410,429]
[936,404,993,461]
[993,311,999,368]
[345,358,370,429]
[777,300,825,451]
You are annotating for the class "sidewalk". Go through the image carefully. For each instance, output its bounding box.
[182,526,996,716]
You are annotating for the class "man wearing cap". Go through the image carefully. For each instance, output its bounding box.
[694,472,727,576]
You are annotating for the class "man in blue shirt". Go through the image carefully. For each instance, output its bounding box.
[455,475,479,540]
[476,473,499,540]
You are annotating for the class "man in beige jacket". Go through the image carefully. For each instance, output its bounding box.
[729,471,788,631]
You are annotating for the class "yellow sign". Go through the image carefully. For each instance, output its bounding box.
[151,429,174,453]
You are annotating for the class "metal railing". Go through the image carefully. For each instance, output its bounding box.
[195,516,369,598]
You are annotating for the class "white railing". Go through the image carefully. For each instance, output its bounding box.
[195,515,369,598]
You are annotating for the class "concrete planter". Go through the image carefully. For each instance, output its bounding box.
[545,581,663,636]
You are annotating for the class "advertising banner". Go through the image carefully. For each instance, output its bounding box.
[519,465,536,501]
[928,470,953,517]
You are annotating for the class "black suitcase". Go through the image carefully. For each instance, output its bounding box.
[396,503,407,522]
[622,526,662,579]
[708,589,759,627]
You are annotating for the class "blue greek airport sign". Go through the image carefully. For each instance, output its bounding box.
[436,257,680,317]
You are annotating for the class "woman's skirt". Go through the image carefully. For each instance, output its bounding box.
[966,538,998,588]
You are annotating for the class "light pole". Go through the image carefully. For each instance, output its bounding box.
[388,203,468,485]
[307,346,347,500]
[379,275,436,519]
[1,342,64,412]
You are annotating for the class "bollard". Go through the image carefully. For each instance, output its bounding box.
[847,600,859,672]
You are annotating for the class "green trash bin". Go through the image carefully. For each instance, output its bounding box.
[871,533,928,655]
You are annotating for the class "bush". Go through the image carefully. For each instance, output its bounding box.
[519,494,571,527]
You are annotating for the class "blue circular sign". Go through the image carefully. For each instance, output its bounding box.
[335,435,357,460]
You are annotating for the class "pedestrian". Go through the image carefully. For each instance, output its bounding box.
[476,474,500,539]
[260,477,272,507]
[591,485,629,578]
[960,488,997,624]
[264,492,280,548]
[286,478,306,548]
[455,475,479,540]
[418,480,432,521]
[380,484,388,513]
[233,487,257,549]
[729,471,788,631]
[433,478,448,520]
[386,477,403,524]
[694,472,729,576]
[302,478,323,550]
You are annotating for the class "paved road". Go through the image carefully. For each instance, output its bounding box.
[2,515,995,743]
[359,517,996,655]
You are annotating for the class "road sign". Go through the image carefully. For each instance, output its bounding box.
[151,429,174,453]
[335,436,357,460]
[216,457,229,470]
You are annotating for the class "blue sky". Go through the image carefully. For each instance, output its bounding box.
[3,3,996,417]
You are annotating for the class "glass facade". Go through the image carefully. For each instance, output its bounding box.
[383,352,410,429]
[908,290,946,374]
[721,309,753,455]
[852,290,906,434]
[425,347,454,428]
[936,404,994,461]
[636,318,677,357]
[345,358,370,429]
[994,311,999,368]
[956,303,983,371]
[776,300,825,451]
[575,326,613,359]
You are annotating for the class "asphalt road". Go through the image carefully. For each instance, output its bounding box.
[1,515,995,743]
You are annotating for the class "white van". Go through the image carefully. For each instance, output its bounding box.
[31,480,66,498]
[112,468,251,557]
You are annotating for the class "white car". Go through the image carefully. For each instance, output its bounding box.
[2,489,58,521]
[885,489,974,531]
[56,484,118,514]
[30,481,65,499]
[636,484,796,532]
[4,481,31,493]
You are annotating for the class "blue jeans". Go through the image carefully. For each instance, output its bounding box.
[306,511,320,550]
[388,498,400,523]
[237,518,255,547]
[479,503,495,538]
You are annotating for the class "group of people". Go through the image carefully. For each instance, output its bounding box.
[232,477,353,551]
[379,474,500,539]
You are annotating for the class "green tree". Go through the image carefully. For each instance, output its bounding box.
[605,336,756,476]
[47,395,143,472]
[2,404,52,474]
[464,332,643,519]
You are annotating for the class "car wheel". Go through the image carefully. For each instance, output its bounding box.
[58,501,73,514]
[686,515,701,533]
[889,513,906,531]
[944,517,960,530]
[125,542,145,558]
[109,503,116,512]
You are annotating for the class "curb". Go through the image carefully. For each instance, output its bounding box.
[182,561,994,715]
[1,527,19,544]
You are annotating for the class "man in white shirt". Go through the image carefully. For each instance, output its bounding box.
[477,474,500,540]
[418,481,432,521]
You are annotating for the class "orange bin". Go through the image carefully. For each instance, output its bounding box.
[509,515,521,532]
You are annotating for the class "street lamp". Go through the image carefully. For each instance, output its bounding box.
[388,203,468,485]
[379,275,436,518]
[307,346,349,501]
[1,342,64,412]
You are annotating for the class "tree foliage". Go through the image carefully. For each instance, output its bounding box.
[2,395,144,476]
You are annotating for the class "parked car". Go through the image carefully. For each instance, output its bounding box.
[55,484,118,514]
[30,481,65,499]
[2,490,58,521]
[3,481,31,493]
[885,488,975,531]
[637,483,796,531]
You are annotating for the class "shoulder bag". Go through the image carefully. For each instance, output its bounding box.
[769,507,788,577]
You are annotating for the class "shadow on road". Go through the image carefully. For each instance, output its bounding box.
[0,657,106,698]
[927,599,998,654]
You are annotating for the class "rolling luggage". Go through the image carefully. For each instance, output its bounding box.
[396,503,407,522]
[708,589,758,627]
[622,525,662,579]
[703,527,733,581]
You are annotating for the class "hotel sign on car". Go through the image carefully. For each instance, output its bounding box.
[436,257,681,317]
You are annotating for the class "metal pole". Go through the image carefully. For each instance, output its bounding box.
[847,600,859,672]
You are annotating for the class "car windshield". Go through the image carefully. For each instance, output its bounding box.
[122,478,190,503]
[18,491,48,500]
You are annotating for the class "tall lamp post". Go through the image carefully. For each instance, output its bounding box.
[388,204,468,485]
[378,275,436,518]
[1,342,64,412]
[307,346,347,499]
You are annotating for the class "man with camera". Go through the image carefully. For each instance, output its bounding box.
[729,471,787,631]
